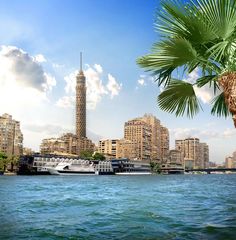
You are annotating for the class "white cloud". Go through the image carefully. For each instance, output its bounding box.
[58,64,121,110]
[0,45,59,151]
[194,86,213,104]
[107,73,122,98]
[64,71,76,94]
[85,65,108,108]
[34,54,46,63]
[52,63,64,68]
[171,127,236,140]
[138,78,145,86]
[56,96,75,108]
[23,123,70,136]
[0,45,55,92]
[184,68,215,104]
[136,74,155,89]
[94,64,103,74]
[184,68,199,84]
[42,73,56,92]
[0,45,56,113]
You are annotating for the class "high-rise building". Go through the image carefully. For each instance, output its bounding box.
[225,156,234,168]
[199,143,209,168]
[175,139,185,164]
[139,114,161,162]
[168,150,182,165]
[122,114,169,162]
[98,139,119,159]
[233,151,236,162]
[160,126,169,162]
[175,138,209,169]
[40,54,95,156]
[224,151,236,168]
[0,113,23,156]
[116,139,138,160]
[124,119,151,161]
[76,52,86,139]
[75,53,95,155]
[135,114,169,162]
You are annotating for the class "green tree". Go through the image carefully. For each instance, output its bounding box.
[150,162,161,174]
[8,155,19,172]
[80,150,93,159]
[137,0,236,127]
[92,152,106,161]
[0,152,8,172]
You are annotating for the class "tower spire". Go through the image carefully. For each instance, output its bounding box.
[80,52,83,72]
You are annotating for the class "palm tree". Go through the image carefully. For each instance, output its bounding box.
[137,0,236,127]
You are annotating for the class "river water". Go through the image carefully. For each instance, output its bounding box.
[0,174,236,239]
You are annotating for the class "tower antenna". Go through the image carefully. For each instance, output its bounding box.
[80,52,83,71]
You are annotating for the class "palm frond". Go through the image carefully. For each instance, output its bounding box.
[196,0,236,39]
[153,67,175,87]
[158,80,201,118]
[158,0,217,43]
[206,41,230,63]
[196,75,220,94]
[157,0,188,37]
[137,38,197,86]
[211,92,231,117]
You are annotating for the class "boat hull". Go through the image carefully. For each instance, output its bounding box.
[48,168,97,175]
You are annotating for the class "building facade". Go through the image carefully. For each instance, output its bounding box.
[40,133,95,156]
[225,151,236,168]
[168,150,182,165]
[124,119,151,161]
[139,114,161,162]
[160,126,169,162]
[0,113,23,156]
[225,156,234,168]
[199,143,209,168]
[121,114,169,162]
[116,139,138,160]
[98,139,119,159]
[175,138,209,169]
[40,137,71,155]
[233,151,236,162]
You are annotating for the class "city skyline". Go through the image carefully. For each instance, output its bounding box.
[0,0,236,163]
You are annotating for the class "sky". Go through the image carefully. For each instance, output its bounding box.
[0,0,235,163]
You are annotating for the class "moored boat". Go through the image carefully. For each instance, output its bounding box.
[48,161,97,175]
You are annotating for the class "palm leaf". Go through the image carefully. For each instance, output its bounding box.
[137,38,197,86]
[196,75,220,94]
[211,92,231,117]
[196,0,236,39]
[158,80,201,118]
[158,0,217,43]
[157,0,189,38]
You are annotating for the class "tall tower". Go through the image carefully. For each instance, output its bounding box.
[76,52,86,139]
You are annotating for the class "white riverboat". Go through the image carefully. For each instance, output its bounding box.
[48,160,97,175]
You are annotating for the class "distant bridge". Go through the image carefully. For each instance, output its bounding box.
[159,167,236,174]
[185,168,236,174]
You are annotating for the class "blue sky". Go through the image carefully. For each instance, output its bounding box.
[0,0,235,163]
